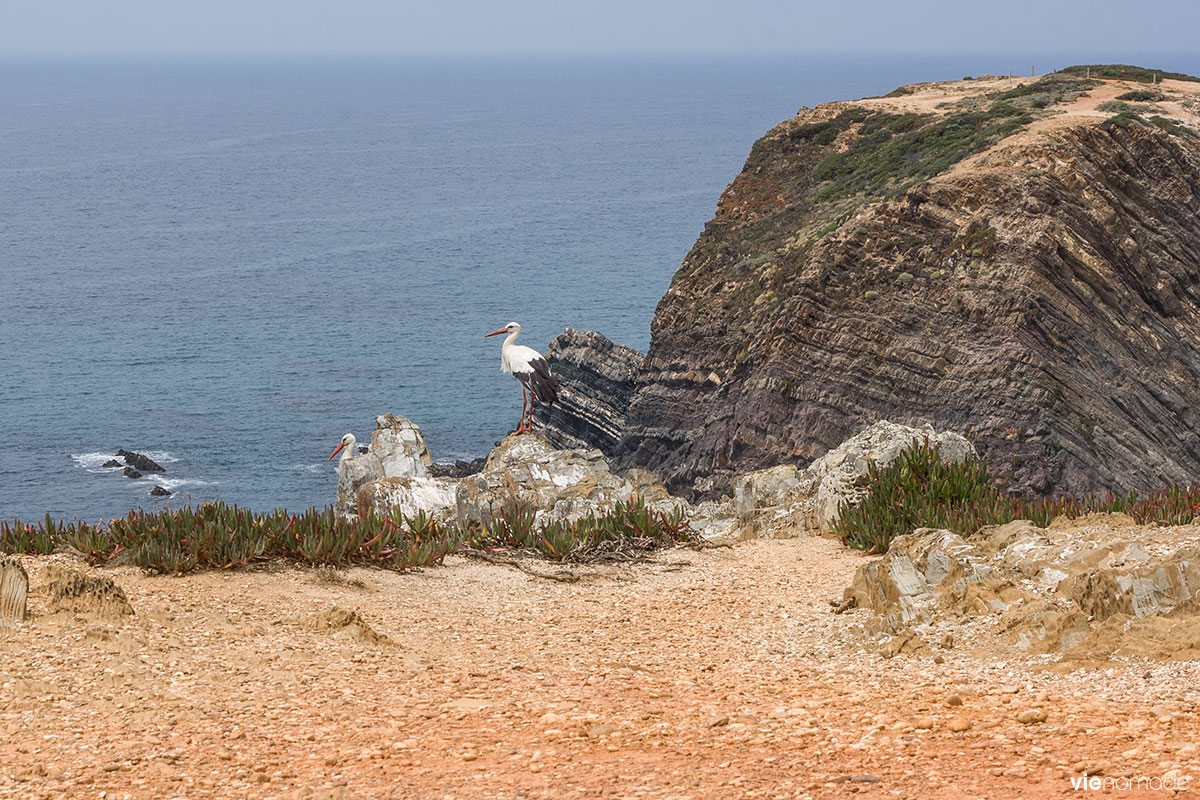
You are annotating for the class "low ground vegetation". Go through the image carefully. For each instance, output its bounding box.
[834,439,1200,552]
[0,497,691,574]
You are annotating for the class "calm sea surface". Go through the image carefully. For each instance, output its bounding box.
[3,53,1196,521]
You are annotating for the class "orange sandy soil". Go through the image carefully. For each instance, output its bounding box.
[2,536,1197,799]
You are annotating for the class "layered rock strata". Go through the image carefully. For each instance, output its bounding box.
[545,71,1200,499]
[532,328,641,455]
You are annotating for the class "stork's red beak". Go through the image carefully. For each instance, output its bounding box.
[484,327,508,337]
[328,442,346,461]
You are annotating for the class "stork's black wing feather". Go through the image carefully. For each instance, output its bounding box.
[524,356,559,405]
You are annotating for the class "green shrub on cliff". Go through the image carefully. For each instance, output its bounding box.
[811,105,1033,201]
[1117,89,1164,102]
[835,439,1200,553]
[1060,64,1200,84]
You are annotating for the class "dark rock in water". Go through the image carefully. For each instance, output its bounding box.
[430,457,487,478]
[531,328,642,456]
[122,467,142,479]
[117,449,165,472]
[149,485,172,497]
[102,459,121,468]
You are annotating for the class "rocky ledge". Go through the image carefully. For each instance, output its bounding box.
[536,68,1200,501]
[333,413,735,539]
[336,415,969,543]
[843,514,1200,665]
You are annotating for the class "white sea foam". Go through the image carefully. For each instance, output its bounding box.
[153,477,216,491]
[290,463,328,473]
[71,451,123,471]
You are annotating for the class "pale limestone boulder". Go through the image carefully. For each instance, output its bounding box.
[803,420,975,533]
[454,433,690,527]
[846,516,1200,661]
[357,476,459,523]
[334,413,434,519]
[0,557,28,627]
[734,463,801,520]
[339,422,713,532]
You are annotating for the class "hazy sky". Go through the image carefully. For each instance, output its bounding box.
[3,0,1197,56]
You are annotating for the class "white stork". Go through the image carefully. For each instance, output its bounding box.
[327,433,367,466]
[484,321,560,434]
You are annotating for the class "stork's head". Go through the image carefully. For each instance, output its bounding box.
[328,432,357,461]
[484,321,521,338]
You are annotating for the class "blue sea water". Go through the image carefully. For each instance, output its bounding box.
[3,53,1197,522]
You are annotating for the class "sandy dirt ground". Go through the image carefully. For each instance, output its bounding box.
[2,535,1197,799]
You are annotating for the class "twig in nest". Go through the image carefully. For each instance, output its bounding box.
[462,550,581,583]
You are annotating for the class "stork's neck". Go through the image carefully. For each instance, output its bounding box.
[503,329,520,348]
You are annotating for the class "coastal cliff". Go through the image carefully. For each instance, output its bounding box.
[538,66,1200,498]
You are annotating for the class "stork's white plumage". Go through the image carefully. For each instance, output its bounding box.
[484,321,559,434]
[328,433,363,466]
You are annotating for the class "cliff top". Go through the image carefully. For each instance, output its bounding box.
[859,67,1200,177]
[737,65,1200,212]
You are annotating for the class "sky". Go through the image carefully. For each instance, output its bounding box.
[2,0,1198,56]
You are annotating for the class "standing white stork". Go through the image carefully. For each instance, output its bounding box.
[327,433,367,466]
[484,321,560,434]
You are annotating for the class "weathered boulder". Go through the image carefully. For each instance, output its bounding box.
[337,417,731,535]
[122,467,142,479]
[356,476,459,523]
[732,463,810,538]
[735,463,801,520]
[0,557,28,626]
[334,414,435,519]
[454,434,689,528]
[803,421,975,533]
[45,565,134,620]
[845,513,1200,662]
[150,485,172,497]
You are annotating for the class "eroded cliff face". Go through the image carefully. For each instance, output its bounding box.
[555,71,1200,498]
[534,329,641,455]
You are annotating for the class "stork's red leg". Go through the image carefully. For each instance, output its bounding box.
[516,387,529,434]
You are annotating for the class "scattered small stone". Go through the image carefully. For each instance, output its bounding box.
[913,717,935,730]
[704,715,730,728]
[947,694,963,707]
[588,724,616,738]
[1017,708,1048,725]
[947,718,972,732]
[849,775,881,783]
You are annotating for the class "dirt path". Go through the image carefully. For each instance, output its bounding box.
[2,537,1197,799]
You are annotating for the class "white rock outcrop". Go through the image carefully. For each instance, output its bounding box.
[334,414,435,519]
[803,421,975,533]
[335,415,729,534]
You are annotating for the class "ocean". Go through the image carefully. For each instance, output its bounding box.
[3,53,1196,522]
